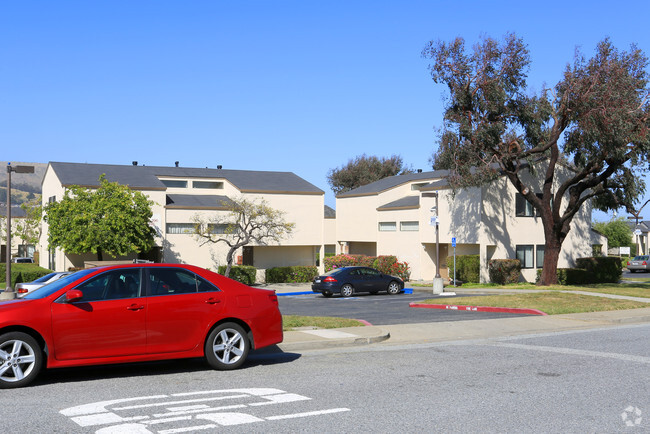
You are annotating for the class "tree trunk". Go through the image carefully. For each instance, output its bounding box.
[224,248,235,277]
[97,249,103,261]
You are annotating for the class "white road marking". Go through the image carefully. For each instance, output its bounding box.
[266,408,351,420]
[62,387,350,433]
[489,342,650,364]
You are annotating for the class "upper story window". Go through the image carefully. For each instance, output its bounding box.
[208,223,230,234]
[378,222,397,232]
[400,221,419,231]
[515,194,534,217]
[193,181,224,189]
[166,223,195,234]
[411,182,429,191]
[161,180,188,188]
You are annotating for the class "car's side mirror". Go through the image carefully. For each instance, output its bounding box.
[65,289,83,303]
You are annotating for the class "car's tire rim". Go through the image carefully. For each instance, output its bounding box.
[211,328,245,365]
[0,339,37,383]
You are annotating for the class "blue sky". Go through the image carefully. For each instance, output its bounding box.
[2,1,649,219]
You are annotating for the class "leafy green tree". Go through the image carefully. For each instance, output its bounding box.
[15,196,42,252]
[327,154,413,195]
[44,175,156,261]
[593,218,633,249]
[423,34,650,285]
[192,197,295,277]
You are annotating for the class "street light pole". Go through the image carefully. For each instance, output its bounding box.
[3,163,35,298]
[435,192,440,279]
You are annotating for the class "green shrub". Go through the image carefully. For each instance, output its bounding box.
[0,263,52,287]
[217,265,257,285]
[266,266,319,283]
[576,256,622,283]
[447,255,480,283]
[324,254,375,271]
[488,259,521,284]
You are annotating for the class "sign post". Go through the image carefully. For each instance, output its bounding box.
[451,237,456,287]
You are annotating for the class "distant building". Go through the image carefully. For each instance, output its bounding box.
[40,162,331,275]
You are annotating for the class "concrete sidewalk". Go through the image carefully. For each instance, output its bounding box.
[258,282,650,352]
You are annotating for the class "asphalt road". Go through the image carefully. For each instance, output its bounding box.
[277,292,528,325]
[2,323,648,432]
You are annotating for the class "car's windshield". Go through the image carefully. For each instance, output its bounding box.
[33,272,57,283]
[22,269,93,299]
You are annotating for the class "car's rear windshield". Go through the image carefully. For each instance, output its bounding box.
[33,272,58,283]
[324,268,346,276]
[22,269,93,299]
[633,256,649,260]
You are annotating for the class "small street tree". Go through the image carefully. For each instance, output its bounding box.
[192,197,295,277]
[44,175,156,261]
[423,34,650,285]
[15,196,42,255]
[327,154,413,195]
[593,217,633,250]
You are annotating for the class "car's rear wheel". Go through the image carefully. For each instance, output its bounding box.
[387,281,401,295]
[0,332,43,389]
[205,323,250,370]
[340,284,354,297]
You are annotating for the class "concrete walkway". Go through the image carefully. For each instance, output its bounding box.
[259,282,650,352]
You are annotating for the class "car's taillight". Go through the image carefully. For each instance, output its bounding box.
[643,261,647,266]
[269,293,278,304]
[17,288,27,294]
[627,262,631,265]
[323,276,337,283]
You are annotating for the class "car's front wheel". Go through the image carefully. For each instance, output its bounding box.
[340,284,354,297]
[205,323,250,370]
[387,281,401,295]
[0,332,43,389]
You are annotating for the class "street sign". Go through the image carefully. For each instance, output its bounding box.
[452,237,456,247]
[634,229,642,236]
[429,216,439,226]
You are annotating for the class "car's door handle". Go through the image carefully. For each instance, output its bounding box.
[205,298,222,304]
[127,304,145,311]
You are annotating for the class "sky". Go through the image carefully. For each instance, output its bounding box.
[2,1,650,220]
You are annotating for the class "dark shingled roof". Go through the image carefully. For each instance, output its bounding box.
[377,196,420,210]
[336,170,449,198]
[324,205,336,218]
[166,195,234,209]
[49,162,324,194]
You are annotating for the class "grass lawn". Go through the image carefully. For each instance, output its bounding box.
[283,315,365,331]
[418,292,649,315]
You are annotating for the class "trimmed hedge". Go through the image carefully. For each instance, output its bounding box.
[488,259,521,284]
[575,256,622,283]
[446,255,480,283]
[266,266,319,283]
[0,263,52,287]
[536,268,589,285]
[217,265,257,286]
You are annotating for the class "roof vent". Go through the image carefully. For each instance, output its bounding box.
[132,161,138,166]
[175,161,179,167]
[217,165,223,169]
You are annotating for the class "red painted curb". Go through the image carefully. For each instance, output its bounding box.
[409,302,547,316]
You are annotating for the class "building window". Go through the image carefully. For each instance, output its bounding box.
[400,221,419,231]
[592,244,602,256]
[166,223,195,234]
[536,245,545,268]
[208,223,230,234]
[193,181,224,189]
[378,222,397,232]
[411,182,429,191]
[515,194,534,217]
[516,245,534,269]
[161,180,188,188]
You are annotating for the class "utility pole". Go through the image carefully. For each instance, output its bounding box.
[3,163,35,298]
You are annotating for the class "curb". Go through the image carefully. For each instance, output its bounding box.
[409,302,547,316]
[277,329,391,352]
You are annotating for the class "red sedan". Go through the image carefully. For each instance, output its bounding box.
[0,263,283,388]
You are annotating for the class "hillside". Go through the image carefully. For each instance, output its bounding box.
[0,161,48,205]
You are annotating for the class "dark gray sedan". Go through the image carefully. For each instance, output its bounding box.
[311,266,403,297]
